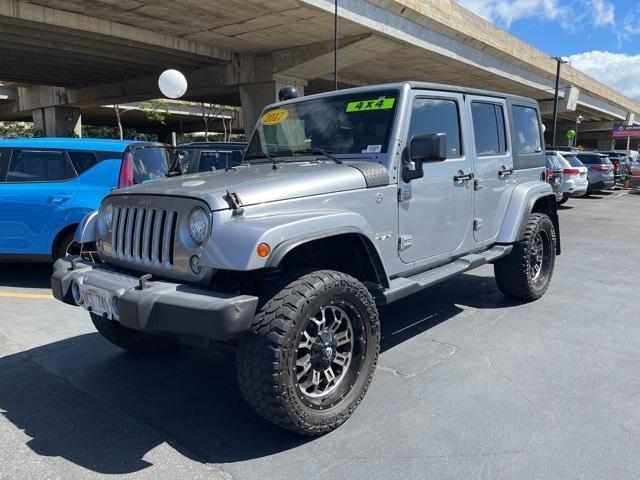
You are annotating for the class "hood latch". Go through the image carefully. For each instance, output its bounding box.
[226,189,245,216]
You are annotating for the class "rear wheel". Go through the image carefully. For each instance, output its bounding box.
[90,313,176,354]
[55,231,80,260]
[494,213,556,301]
[236,270,380,435]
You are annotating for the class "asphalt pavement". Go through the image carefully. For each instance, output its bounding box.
[1,190,640,480]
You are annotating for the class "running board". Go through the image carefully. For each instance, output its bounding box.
[378,245,513,305]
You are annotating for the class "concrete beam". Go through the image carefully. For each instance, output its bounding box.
[273,34,401,79]
[0,0,232,62]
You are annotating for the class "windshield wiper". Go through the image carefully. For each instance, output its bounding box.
[291,148,342,164]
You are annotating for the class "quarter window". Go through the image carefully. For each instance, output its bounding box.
[471,102,507,156]
[67,151,98,174]
[512,106,542,154]
[6,150,75,182]
[408,98,462,157]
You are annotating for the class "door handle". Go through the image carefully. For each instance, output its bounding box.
[498,166,514,177]
[453,171,474,183]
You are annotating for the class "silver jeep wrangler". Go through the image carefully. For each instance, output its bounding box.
[52,82,560,435]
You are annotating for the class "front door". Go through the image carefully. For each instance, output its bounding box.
[398,92,473,264]
[467,97,514,242]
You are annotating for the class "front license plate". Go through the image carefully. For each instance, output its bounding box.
[82,287,113,318]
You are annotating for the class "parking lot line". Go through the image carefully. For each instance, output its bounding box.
[0,292,53,300]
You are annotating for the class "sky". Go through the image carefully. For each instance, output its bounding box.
[453,0,640,100]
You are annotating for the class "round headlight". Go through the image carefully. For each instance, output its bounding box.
[188,208,210,244]
[102,203,114,230]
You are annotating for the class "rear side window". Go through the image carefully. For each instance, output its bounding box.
[512,106,542,154]
[0,149,10,181]
[67,151,98,175]
[409,98,462,157]
[471,102,507,156]
[6,150,75,182]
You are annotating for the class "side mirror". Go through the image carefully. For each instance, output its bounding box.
[403,133,448,182]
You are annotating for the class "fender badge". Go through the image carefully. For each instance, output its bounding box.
[375,192,384,204]
[375,231,392,241]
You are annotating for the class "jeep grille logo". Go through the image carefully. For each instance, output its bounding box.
[138,198,152,207]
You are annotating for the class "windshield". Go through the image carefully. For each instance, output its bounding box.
[132,146,181,184]
[245,89,399,160]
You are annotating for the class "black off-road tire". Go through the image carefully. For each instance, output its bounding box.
[236,270,380,436]
[494,213,556,301]
[90,313,176,354]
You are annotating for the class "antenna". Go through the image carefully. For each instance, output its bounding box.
[334,0,338,90]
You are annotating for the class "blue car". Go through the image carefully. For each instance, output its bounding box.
[0,138,179,262]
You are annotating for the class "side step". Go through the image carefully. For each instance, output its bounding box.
[378,245,513,305]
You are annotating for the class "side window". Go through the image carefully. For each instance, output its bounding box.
[67,151,98,174]
[409,98,462,157]
[471,102,507,156]
[6,150,75,183]
[512,106,542,154]
[0,149,11,182]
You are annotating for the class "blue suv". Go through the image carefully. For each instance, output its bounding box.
[0,138,179,261]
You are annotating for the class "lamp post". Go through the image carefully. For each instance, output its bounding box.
[574,115,584,148]
[551,57,568,147]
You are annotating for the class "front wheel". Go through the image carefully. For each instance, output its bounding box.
[494,213,556,301]
[236,270,380,436]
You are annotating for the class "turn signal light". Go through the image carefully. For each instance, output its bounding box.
[257,243,271,258]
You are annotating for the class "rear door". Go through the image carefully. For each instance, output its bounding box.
[467,97,513,242]
[0,149,78,254]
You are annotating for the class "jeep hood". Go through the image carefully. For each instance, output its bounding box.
[111,161,381,210]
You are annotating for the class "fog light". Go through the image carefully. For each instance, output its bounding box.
[110,296,119,319]
[189,255,202,274]
[71,280,83,305]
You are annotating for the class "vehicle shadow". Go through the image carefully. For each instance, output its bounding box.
[0,272,514,473]
[0,262,52,289]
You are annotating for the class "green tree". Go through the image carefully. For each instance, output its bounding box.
[0,121,34,139]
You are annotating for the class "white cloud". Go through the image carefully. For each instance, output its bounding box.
[454,0,615,30]
[588,0,615,26]
[454,0,569,27]
[620,5,640,41]
[568,51,640,100]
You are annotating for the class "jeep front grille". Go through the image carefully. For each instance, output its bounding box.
[111,206,178,267]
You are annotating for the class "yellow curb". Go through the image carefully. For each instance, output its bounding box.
[0,292,54,300]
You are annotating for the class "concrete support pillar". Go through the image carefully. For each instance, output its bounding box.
[32,106,81,137]
[239,78,305,134]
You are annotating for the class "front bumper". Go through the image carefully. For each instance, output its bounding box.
[51,258,259,341]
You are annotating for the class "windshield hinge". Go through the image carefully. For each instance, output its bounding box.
[398,235,413,251]
[226,189,245,216]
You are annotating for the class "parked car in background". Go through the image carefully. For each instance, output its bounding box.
[629,159,640,189]
[0,138,180,262]
[547,151,588,204]
[598,151,629,184]
[575,152,615,193]
[178,142,247,174]
[545,152,564,202]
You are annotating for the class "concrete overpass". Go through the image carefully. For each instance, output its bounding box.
[1,0,639,148]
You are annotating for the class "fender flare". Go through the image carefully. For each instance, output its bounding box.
[496,182,559,245]
[265,227,389,288]
[74,210,99,244]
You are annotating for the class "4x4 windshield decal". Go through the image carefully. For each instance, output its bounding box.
[346,98,395,112]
